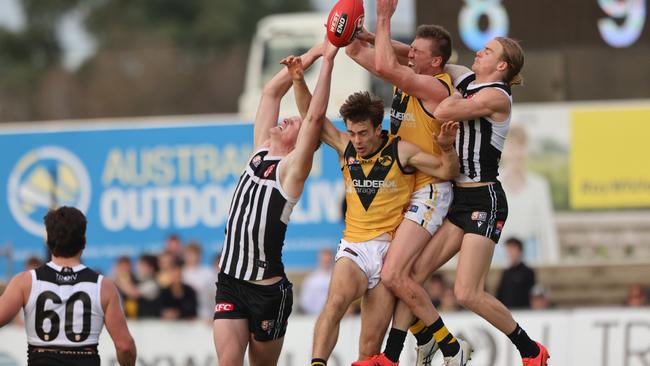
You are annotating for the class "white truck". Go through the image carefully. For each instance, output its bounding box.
[238,12,413,120]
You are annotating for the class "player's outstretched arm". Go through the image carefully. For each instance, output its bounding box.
[354,27,411,65]
[282,41,339,198]
[400,121,459,180]
[374,0,450,104]
[284,54,347,155]
[101,278,137,366]
[253,43,323,149]
[434,89,510,122]
[0,272,29,327]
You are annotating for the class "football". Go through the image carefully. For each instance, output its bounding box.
[326,0,364,47]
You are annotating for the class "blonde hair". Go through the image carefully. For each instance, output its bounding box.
[495,37,524,87]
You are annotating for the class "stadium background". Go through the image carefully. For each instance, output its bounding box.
[0,0,649,365]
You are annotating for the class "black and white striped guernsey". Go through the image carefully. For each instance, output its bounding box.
[454,72,512,183]
[220,148,298,281]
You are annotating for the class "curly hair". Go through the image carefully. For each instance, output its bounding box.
[339,91,384,128]
[44,206,87,258]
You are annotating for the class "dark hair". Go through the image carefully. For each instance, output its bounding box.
[139,254,159,273]
[505,237,524,252]
[415,25,452,66]
[339,91,384,128]
[44,206,87,258]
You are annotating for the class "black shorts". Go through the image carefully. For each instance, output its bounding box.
[214,272,293,341]
[28,345,100,366]
[447,182,508,243]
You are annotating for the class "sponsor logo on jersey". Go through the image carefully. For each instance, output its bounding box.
[252,155,262,168]
[56,273,78,284]
[215,302,234,313]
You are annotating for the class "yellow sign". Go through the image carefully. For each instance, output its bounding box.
[571,108,650,209]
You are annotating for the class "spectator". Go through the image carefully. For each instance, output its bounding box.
[24,256,44,270]
[111,256,139,318]
[135,254,161,318]
[626,284,648,307]
[299,248,334,315]
[159,258,198,320]
[439,285,460,312]
[164,233,184,258]
[529,285,553,310]
[496,237,536,309]
[425,273,447,308]
[157,251,176,288]
[182,241,214,320]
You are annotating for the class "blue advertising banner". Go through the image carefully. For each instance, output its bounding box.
[0,119,346,278]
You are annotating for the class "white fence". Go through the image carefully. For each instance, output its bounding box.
[1,308,649,365]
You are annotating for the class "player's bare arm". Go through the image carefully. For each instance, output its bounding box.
[444,63,473,85]
[355,27,410,65]
[434,88,510,122]
[374,0,449,110]
[282,55,311,119]
[281,41,339,198]
[253,43,324,149]
[399,121,460,180]
[345,37,382,76]
[285,53,347,155]
[0,271,29,327]
[101,278,137,366]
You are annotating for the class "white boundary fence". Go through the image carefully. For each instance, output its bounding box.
[1,307,649,365]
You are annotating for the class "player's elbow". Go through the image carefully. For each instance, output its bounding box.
[441,163,459,181]
[261,82,283,99]
[433,106,453,122]
[115,334,136,358]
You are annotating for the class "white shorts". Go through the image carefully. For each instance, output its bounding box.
[404,182,453,236]
[335,234,390,289]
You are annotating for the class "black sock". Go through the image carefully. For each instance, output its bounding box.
[414,323,435,346]
[507,324,540,358]
[311,358,327,366]
[383,328,407,362]
[430,317,460,357]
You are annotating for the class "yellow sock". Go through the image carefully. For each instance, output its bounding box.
[409,319,426,334]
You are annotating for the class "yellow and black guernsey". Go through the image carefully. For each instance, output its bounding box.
[342,132,415,242]
[389,73,453,191]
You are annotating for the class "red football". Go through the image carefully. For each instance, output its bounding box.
[326,0,364,47]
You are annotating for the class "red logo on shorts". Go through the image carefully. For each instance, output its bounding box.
[215,302,234,312]
[263,164,276,178]
[496,220,505,230]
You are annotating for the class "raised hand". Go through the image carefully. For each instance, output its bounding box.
[280,56,304,81]
[376,0,398,19]
[435,121,459,151]
[324,38,339,59]
[355,27,375,44]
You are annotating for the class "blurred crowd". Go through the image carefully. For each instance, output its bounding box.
[2,235,649,323]
[110,234,220,321]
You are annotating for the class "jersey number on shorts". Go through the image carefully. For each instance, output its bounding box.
[35,291,92,342]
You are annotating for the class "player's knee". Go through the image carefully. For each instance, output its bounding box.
[454,284,480,309]
[380,267,402,290]
[325,293,350,315]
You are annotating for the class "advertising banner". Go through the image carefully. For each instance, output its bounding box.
[0,119,345,276]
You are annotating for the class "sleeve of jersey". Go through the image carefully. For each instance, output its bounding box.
[454,72,476,94]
